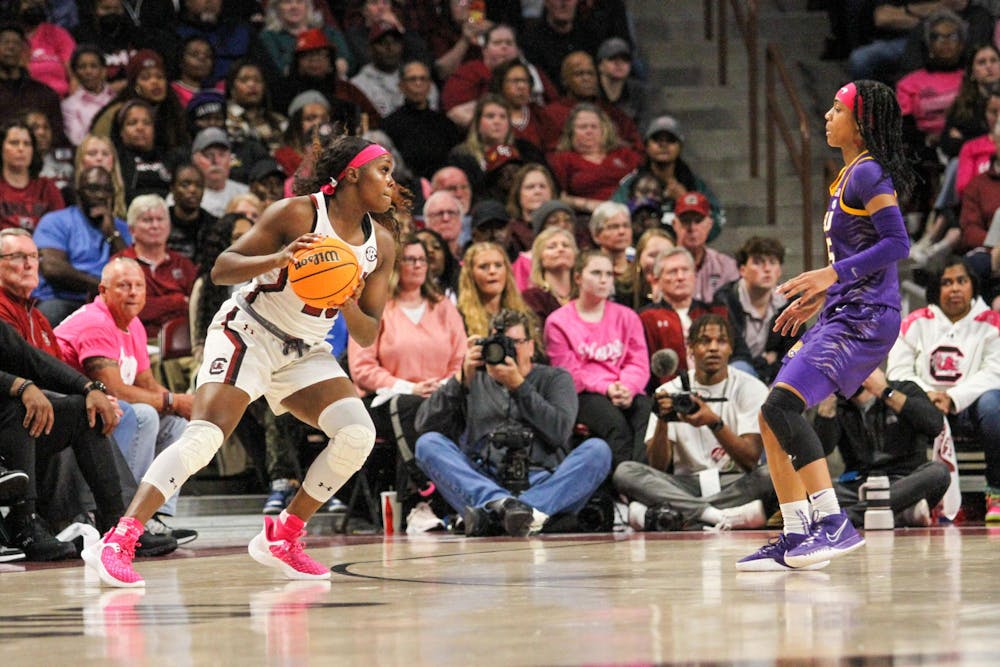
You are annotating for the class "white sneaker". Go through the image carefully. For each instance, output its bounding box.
[720,500,767,530]
[900,498,932,527]
[627,501,648,531]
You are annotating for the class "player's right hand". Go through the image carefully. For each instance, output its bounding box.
[282,233,326,262]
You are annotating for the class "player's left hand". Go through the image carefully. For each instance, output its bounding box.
[777,266,838,304]
[340,275,366,310]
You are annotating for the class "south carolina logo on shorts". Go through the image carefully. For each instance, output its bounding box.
[209,357,228,375]
[929,345,964,383]
[365,246,377,263]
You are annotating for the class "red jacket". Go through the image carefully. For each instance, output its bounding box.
[0,287,63,360]
[115,248,198,338]
[959,162,1000,252]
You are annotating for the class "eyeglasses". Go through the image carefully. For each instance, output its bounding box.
[427,209,461,219]
[0,252,39,262]
[930,31,960,43]
[400,256,428,265]
[509,336,530,345]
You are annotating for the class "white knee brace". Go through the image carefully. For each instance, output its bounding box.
[142,420,224,498]
[302,398,376,501]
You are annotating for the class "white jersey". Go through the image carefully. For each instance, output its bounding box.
[644,367,768,475]
[887,297,1000,413]
[234,192,380,346]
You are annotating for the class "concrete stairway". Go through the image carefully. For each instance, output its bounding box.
[631,0,844,275]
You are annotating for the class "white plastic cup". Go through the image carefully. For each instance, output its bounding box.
[380,491,401,535]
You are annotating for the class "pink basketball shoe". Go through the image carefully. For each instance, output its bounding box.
[82,518,145,588]
[248,516,331,580]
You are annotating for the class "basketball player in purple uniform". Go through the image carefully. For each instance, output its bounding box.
[83,132,404,587]
[737,80,916,571]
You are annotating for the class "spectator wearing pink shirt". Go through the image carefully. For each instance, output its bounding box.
[61,45,114,147]
[19,0,76,98]
[544,249,651,466]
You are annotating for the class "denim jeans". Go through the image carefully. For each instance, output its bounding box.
[415,432,612,517]
[113,401,187,515]
[950,389,1000,489]
[848,36,907,81]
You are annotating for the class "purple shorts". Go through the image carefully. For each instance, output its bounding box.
[774,302,900,407]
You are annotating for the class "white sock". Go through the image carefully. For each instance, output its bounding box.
[808,488,841,519]
[781,500,811,535]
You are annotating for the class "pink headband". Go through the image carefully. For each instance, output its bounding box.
[320,144,390,195]
[835,82,862,118]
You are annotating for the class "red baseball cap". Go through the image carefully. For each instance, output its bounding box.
[295,28,333,54]
[369,21,404,43]
[126,49,165,82]
[484,144,522,173]
[674,191,710,218]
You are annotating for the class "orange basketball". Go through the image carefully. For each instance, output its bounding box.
[287,236,361,309]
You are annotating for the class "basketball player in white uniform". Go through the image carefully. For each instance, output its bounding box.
[83,136,398,587]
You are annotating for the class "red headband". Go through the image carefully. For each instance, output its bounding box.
[835,82,862,119]
[320,144,390,195]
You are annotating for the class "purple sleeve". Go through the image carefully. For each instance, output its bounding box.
[832,160,909,282]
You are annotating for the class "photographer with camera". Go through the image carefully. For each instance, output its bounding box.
[613,314,776,531]
[414,309,612,537]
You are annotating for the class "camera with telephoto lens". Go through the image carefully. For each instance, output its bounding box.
[489,423,535,494]
[478,326,518,365]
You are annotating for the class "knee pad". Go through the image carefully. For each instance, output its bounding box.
[302,398,376,501]
[142,420,223,497]
[760,387,824,471]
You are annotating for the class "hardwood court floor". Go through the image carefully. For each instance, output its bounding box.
[1,527,998,666]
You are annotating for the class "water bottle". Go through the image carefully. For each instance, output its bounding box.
[859,474,894,530]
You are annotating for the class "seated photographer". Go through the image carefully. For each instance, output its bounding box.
[814,368,952,528]
[613,314,775,532]
[414,309,612,537]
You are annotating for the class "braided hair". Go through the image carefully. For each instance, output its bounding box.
[292,125,410,239]
[853,79,917,201]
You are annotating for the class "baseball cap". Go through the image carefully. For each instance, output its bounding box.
[249,158,285,183]
[644,115,685,143]
[597,37,631,63]
[471,200,509,230]
[673,192,710,219]
[126,49,165,82]
[188,90,226,120]
[530,199,574,234]
[295,28,333,54]
[369,21,404,43]
[191,127,231,154]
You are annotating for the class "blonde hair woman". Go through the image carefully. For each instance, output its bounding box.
[521,226,578,325]
[73,133,126,219]
[457,241,537,344]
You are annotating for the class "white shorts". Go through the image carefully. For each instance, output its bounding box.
[196,302,347,415]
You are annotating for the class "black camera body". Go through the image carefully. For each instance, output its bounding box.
[489,422,535,493]
[478,327,518,365]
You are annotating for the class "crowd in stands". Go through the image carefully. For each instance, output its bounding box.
[2,0,1000,561]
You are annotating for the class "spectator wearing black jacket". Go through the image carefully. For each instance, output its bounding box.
[712,236,800,385]
[0,318,122,560]
[813,368,952,528]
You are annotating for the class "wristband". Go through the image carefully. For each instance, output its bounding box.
[163,391,174,413]
[881,386,895,402]
[16,380,34,400]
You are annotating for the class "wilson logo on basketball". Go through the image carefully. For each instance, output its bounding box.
[293,249,341,269]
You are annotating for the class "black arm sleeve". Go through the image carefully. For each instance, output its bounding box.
[894,381,945,439]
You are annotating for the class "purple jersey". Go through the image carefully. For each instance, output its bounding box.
[823,153,908,311]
